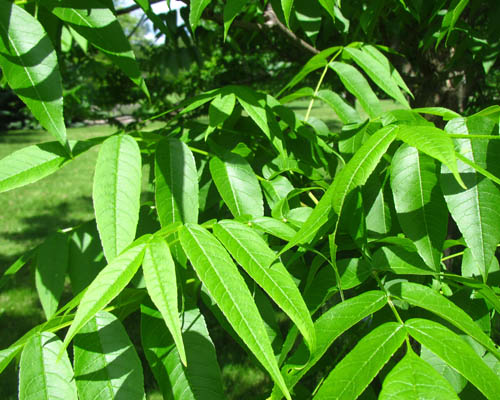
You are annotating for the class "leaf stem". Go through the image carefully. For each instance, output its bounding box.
[304,49,342,122]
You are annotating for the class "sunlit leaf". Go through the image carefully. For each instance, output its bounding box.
[190,0,214,32]
[209,152,264,217]
[379,349,459,399]
[313,322,406,400]
[179,224,291,400]
[93,134,142,262]
[406,318,500,399]
[214,220,315,352]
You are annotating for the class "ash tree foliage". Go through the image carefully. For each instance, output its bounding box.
[1,0,500,399]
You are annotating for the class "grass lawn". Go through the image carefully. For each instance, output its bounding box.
[0,98,399,398]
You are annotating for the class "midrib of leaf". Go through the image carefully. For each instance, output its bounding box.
[416,153,434,266]
[38,335,49,400]
[220,226,304,325]
[0,24,59,137]
[112,136,121,256]
[331,325,404,398]
[187,229,274,372]
[169,146,176,223]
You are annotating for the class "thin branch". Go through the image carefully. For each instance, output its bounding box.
[116,0,165,15]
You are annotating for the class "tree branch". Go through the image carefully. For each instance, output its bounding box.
[116,0,165,15]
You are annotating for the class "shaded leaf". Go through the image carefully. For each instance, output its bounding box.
[313,322,406,400]
[93,134,142,262]
[223,0,248,39]
[441,117,500,280]
[179,224,291,400]
[275,291,387,397]
[391,144,447,270]
[190,0,214,32]
[209,93,236,126]
[141,303,226,400]
[209,152,263,217]
[0,1,67,148]
[35,232,69,320]
[62,241,147,352]
[46,0,148,96]
[406,318,500,399]
[19,332,77,400]
[74,311,144,400]
[155,138,199,226]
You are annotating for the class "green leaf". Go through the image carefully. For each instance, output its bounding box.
[209,93,236,126]
[223,0,248,39]
[155,138,199,226]
[213,220,315,351]
[391,144,448,270]
[413,107,461,120]
[362,45,413,96]
[389,282,500,359]
[209,152,264,217]
[143,239,186,366]
[35,232,69,320]
[406,318,500,399]
[333,125,398,214]
[179,224,291,400]
[0,1,67,148]
[133,0,171,38]
[19,332,77,400]
[93,134,142,262]
[316,89,361,124]
[313,322,406,400]
[275,291,387,397]
[329,61,382,118]
[282,125,397,252]
[279,47,341,96]
[372,245,436,275]
[379,349,459,399]
[397,125,466,189]
[249,216,297,241]
[281,0,294,27]
[441,117,500,281]
[344,47,410,108]
[74,311,144,400]
[0,139,97,193]
[190,0,213,33]
[141,303,226,400]
[45,0,148,96]
[62,241,147,353]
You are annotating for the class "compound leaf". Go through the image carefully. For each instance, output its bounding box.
[179,224,291,400]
